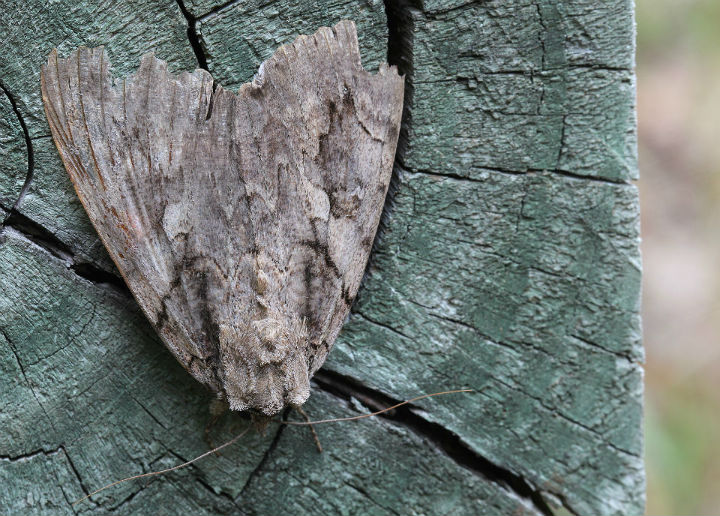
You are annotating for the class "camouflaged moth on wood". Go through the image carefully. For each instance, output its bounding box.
[40,20,404,416]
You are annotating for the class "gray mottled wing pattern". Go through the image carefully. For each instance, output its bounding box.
[40,20,404,415]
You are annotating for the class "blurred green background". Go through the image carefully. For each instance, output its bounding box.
[637,0,720,514]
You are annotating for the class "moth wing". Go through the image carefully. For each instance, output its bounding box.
[40,47,225,391]
[226,21,404,374]
[40,20,404,413]
[189,21,403,412]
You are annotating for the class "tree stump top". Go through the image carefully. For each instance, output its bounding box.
[0,1,643,515]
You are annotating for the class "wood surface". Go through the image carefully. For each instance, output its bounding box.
[0,1,643,515]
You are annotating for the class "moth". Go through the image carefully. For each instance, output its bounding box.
[40,20,404,416]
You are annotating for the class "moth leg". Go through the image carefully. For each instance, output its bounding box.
[295,406,323,453]
[204,398,230,454]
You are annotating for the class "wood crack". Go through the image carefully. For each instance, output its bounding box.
[105,471,155,512]
[60,445,94,501]
[194,475,245,512]
[1,211,130,294]
[360,0,420,274]
[527,167,631,186]
[0,326,57,433]
[352,310,412,340]
[236,413,288,500]
[0,445,95,510]
[491,374,640,459]
[131,396,168,430]
[0,81,34,211]
[405,163,632,186]
[313,369,556,516]
[195,0,244,21]
[0,446,62,463]
[341,479,401,515]
[175,0,210,71]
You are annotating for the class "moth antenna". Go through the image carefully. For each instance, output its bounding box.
[73,389,470,506]
[72,426,251,506]
[295,406,323,452]
[284,389,473,426]
[205,398,230,453]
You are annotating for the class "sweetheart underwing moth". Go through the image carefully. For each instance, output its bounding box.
[40,20,404,416]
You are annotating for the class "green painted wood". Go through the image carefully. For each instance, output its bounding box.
[0,1,644,515]
[0,87,27,213]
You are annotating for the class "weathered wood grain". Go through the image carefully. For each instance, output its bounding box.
[0,0,643,515]
[0,86,28,212]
